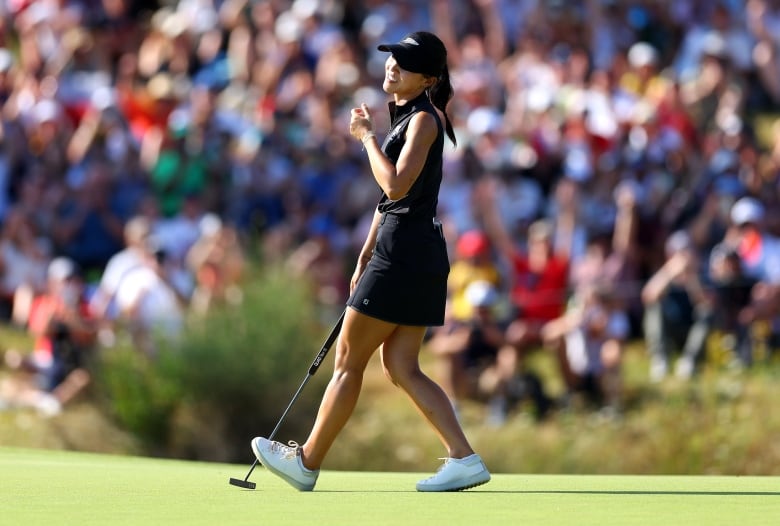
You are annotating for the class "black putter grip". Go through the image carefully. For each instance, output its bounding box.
[307,309,346,375]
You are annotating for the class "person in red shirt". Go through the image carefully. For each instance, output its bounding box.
[508,221,570,326]
[498,219,568,395]
[479,180,569,423]
[28,258,96,388]
[2,257,96,415]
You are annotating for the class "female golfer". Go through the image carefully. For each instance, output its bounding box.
[252,31,490,492]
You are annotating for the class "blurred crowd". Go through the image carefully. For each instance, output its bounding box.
[1,0,780,421]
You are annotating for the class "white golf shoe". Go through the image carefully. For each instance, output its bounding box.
[251,437,319,491]
[416,453,491,492]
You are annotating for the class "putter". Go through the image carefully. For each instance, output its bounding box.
[229,309,346,489]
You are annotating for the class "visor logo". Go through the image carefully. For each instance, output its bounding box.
[402,37,420,46]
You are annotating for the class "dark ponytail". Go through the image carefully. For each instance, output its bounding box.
[429,64,457,146]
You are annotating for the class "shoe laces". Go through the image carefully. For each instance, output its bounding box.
[420,458,453,481]
[269,440,302,460]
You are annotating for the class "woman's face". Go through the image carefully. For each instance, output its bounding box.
[382,55,430,98]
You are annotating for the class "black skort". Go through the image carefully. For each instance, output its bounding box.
[347,213,450,326]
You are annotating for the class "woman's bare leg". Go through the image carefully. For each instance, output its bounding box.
[301,308,396,470]
[380,325,474,459]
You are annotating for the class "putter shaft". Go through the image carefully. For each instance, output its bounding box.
[229,310,345,489]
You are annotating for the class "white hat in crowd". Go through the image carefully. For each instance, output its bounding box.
[730,197,765,226]
[465,280,498,308]
[627,42,659,68]
[48,257,77,282]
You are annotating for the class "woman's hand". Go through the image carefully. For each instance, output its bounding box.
[350,253,373,293]
[350,103,374,143]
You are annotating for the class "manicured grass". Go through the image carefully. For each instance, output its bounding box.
[2,447,779,526]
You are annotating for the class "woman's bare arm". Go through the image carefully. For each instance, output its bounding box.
[361,111,438,200]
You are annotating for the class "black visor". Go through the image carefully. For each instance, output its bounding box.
[377,32,446,77]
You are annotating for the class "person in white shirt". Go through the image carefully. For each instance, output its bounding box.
[113,243,185,358]
[88,216,152,345]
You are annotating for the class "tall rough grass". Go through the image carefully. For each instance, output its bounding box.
[328,346,780,475]
[96,267,332,462]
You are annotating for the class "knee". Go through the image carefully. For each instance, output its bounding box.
[382,358,421,388]
[493,345,520,378]
[505,321,527,346]
[332,341,368,382]
[600,340,622,370]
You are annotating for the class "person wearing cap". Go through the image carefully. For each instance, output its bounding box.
[621,42,666,99]
[724,197,780,362]
[448,229,501,324]
[727,197,780,284]
[427,230,539,424]
[426,279,505,411]
[252,31,490,493]
[641,230,715,381]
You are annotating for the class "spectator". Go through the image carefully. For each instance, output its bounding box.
[688,173,743,255]
[477,178,568,422]
[50,162,125,276]
[708,241,758,366]
[142,113,210,219]
[726,196,780,283]
[186,213,246,315]
[641,230,714,381]
[535,177,639,411]
[113,237,187,358]
[88,215,153,337]
[747,0,780,104]
[725,196,780,362]
[0,208,50,320]
[427,228,504,415]
[542,282,629,413]
[284,214,347,311]
[2,257,95,415]
[675,2,755,81]
[427,280,505,414]
[154,191,209,295]
[429,279,552,425]
[448,229,502,323]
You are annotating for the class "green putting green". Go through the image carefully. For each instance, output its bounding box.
[2,447,778,525]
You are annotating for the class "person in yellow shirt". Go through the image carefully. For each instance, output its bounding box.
[426,230,505,413]
[448,229,502,323]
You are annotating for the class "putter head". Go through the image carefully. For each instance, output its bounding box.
[229,477,256,490]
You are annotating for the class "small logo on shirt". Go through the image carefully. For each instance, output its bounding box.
[387,122,405,142]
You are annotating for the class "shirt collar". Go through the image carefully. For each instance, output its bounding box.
[388,91,429,125]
